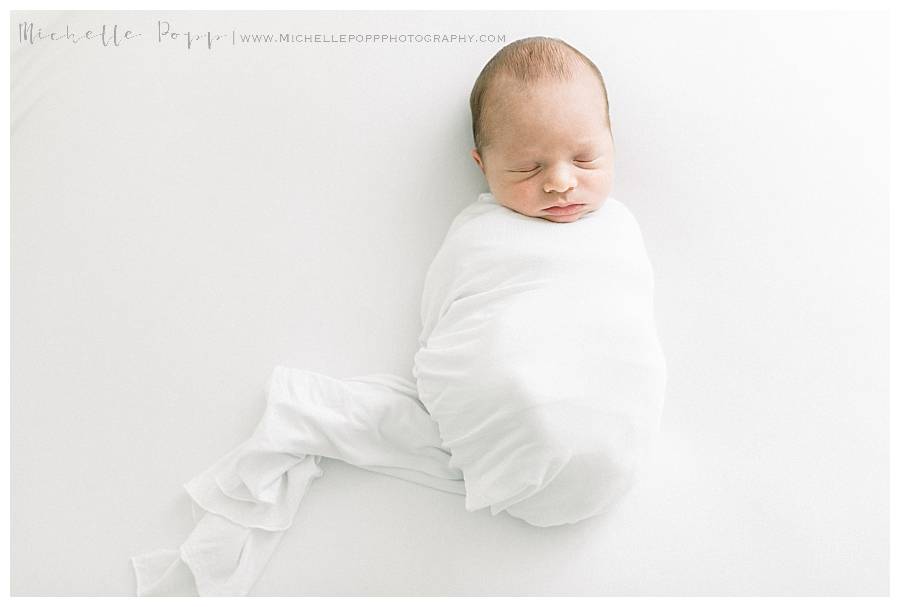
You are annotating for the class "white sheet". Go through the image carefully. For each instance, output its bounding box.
[130,192,666,596]
[9,11,886,596]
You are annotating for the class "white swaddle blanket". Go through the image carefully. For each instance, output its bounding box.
[130,192,667,596]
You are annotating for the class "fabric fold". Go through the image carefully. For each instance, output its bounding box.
[131,366,467,596]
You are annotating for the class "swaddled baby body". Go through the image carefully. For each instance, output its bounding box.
[130,37,666,596]
[413,190,665,527]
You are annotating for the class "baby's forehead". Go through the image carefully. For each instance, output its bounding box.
[488,86,607,136]
[487,76,548,107]
[489,73,604,116]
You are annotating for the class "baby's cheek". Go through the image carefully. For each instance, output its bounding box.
[594,167,612,184]
[513,181,541,201]
[500,181,535,209]
[589,170,613,196]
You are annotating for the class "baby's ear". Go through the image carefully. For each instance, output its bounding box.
[470,148,485,174]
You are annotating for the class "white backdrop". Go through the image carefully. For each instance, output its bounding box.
[11,10,888,595]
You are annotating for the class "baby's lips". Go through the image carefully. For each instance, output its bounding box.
[544,203,586,216]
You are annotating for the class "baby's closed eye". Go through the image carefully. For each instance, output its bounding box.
[509,159,599,173]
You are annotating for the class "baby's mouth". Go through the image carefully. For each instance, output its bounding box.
[543,203,586,216]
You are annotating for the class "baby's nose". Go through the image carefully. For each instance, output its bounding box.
[543,165,577,193]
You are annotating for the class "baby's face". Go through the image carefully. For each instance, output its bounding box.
[471,67,614,223]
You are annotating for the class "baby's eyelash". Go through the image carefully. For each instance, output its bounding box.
[508,158,599,174]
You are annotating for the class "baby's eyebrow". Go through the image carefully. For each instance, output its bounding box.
[508,143,598,160]
[517,139,598,153]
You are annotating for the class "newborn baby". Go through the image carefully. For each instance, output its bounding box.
[131,37,666,597]
[468,36,614,223]
[414,38,665,527]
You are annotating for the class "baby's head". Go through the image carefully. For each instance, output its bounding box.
[470,37,614,223]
